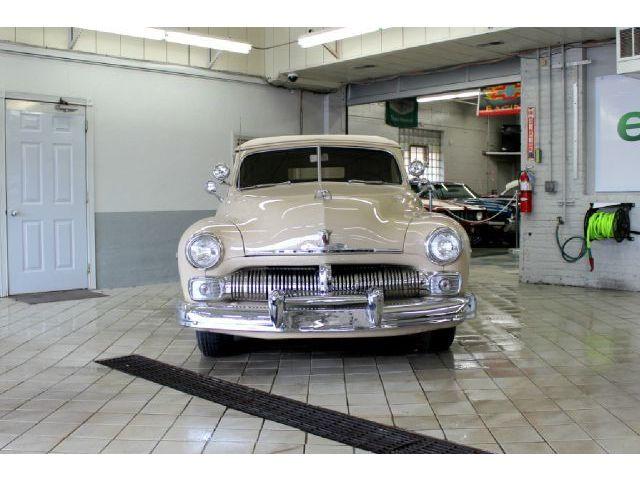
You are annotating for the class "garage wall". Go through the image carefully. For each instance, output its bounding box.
[0,50,326,289]
[520,43,640,291]
[348,101,514,195]
[0,28,266,77]
[302,88,346,135]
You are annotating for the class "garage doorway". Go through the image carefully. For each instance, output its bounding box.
[4,99,89,294]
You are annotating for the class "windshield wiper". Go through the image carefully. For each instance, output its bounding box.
[347,179,389,185]
[242,180,292,190]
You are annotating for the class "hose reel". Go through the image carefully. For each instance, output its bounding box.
[556,203,639,271]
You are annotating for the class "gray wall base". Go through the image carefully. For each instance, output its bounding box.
[95,210,213,289]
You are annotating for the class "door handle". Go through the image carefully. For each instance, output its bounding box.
[9,210,18,217]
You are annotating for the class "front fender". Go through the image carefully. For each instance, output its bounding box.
[404,212,471,289]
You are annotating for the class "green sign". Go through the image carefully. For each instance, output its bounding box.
[617,111,640,141]
[385,98,418,128]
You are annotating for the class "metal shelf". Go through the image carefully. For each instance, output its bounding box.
[483,151,521,157]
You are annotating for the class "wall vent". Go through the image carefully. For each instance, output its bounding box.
[617,27,640,75]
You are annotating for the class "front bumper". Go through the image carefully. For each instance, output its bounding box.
[177,289,476,339]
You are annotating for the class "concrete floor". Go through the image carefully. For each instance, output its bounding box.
[2,251,640,454]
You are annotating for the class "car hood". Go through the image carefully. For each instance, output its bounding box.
[464,198,512,212]
[223,182,417,255]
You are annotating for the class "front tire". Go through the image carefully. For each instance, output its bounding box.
[417,327,456,353]
[196,330,234,357]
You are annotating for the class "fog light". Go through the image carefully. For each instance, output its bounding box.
[199,283,212,296]
[189,277,226,301]
[439,277,452,291]
[429,273,461,295]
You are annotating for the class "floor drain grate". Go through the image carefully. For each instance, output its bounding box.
[96,355,487,454]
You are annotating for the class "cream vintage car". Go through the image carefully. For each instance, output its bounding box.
[177,135,476,356]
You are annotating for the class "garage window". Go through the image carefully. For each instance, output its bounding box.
[399,128,443,182]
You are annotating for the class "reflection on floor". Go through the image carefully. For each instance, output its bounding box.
[1,250,640,454]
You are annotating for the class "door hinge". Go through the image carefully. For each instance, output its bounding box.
[87,263,91,274]
[85,120,88,132]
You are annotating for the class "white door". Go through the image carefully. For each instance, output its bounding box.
[5,100,88,294]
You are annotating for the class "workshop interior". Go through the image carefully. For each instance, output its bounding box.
[1,4,640,467]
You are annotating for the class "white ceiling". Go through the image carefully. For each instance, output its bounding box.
[281,27,615,87]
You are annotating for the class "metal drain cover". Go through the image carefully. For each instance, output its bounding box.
[96,355,487,454]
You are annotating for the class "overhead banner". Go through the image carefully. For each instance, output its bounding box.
[595,75,640,192]
[385,98,418,128]
[477,83,521,117]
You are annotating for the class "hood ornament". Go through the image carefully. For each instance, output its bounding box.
[319,229,332,246]
[314,188,332,200]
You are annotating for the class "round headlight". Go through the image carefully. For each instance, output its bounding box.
[425,227,462,265]
[186,234,223,269]
[475,211,483,221]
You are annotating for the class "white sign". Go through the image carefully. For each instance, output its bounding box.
[595,75,640,192]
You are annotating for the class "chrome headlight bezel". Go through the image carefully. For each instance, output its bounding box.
[425,227,463,265]
[186,233,223,269]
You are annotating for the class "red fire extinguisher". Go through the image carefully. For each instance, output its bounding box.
[519,170,533,214]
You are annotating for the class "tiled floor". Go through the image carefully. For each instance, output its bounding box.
[2,250,640,454]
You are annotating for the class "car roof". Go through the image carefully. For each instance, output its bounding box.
[236,135,400,152]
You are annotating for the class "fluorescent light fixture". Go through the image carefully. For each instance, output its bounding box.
[79,27,252,54]
[164,31,251,54]
[417,90,480,103]
[298,27,383,48]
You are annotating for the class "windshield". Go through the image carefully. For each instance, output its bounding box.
[429,183,479,200]
[237,147,402,189]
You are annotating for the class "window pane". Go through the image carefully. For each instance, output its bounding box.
[400,128,443,183]
[238,148,317,188]
[320,147,402,184]
[430,183,477,200]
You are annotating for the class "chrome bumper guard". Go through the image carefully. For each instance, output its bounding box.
[178,289,476,335]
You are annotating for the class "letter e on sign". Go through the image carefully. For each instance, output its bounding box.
[618,112,640,141]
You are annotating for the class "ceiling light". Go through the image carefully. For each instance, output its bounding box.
[164,31,251,54]
[298,27,383,48]
[79,27,252,54]
[417,90,481,103]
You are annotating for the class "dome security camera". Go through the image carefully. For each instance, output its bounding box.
[287,72,299,82]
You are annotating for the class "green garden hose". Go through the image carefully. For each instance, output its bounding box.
[586,212,617,248]
[556,204,637,271]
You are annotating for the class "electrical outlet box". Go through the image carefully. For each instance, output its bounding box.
[545,181,557,193]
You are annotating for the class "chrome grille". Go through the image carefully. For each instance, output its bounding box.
[228,265,423,301]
